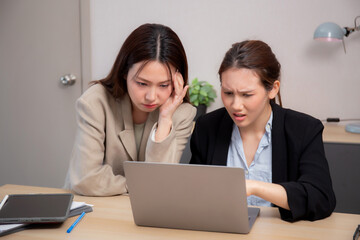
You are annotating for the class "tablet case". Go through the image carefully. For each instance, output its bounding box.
[0,202,93,237]
[0,193,73,224]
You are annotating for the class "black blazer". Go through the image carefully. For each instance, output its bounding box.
[190,102,336,221]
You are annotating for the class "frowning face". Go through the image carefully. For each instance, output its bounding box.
[127,61,174,122]
[221,68,278,131]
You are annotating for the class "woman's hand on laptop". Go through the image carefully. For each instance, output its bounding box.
[246,180,290,210]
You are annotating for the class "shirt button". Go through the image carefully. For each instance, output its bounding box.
[245,170,249,174]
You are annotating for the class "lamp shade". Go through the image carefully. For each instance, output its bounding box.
[313,22,345,42]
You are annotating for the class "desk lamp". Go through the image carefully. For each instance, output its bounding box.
[314,16,360,134]
[313,16,360,53]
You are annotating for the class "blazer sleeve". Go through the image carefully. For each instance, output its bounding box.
[65,97,127,196]
[145,103,196,163]
[278,120,336,221]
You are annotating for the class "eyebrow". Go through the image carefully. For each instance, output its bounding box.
[136,76,171,84]
[221,86,255,93]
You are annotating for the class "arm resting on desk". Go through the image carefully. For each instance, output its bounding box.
[276,120,336,221]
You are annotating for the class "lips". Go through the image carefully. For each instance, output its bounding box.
[143,104,157,109]
[233,112,246,121]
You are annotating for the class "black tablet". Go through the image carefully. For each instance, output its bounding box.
[0,193,73,223]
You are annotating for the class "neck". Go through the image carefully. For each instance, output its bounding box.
[132,106,149,124]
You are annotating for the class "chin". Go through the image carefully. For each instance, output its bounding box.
[233,119,249,129]
[140,106,159,113]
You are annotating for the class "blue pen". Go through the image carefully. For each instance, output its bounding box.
[67,212,86,233]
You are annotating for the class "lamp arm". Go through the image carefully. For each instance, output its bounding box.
[355,16,360,31]
[343,16,360,37]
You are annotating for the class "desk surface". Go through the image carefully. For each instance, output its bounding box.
[323,123,360,144]
[1,184,359,240]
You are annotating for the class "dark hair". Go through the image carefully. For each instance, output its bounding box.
[218,40,282,106]
[96,23,189,102]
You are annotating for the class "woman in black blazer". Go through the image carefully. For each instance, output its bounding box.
[190,40,336,221]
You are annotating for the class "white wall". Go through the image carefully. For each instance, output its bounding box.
[90,0,360,121]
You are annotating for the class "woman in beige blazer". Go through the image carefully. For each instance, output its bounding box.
[64,23,196,196]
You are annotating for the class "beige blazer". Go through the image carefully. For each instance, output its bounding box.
[64,84,196,196]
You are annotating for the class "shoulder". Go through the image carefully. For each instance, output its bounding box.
[76,83,123,109]
[197,107,229,126]
[75,84,122,117]
[78,84,113,104]
[192,108,231,136]
[173,103,197,122]
[272,103,324,137]
[284,107,322,129]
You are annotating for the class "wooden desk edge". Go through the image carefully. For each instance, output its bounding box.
[323,123,360,144]
[1,184,360,240]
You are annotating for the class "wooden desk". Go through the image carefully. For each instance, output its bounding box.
[1,184,359,240]
[323,123,360,144]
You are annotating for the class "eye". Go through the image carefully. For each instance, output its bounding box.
[243,93,253,97]
[136,81,147,87]
[223,91,233,96]
[159,84,170,88]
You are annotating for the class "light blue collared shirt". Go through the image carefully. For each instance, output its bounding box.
[227,112,273,207]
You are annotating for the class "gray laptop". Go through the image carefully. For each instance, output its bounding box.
[124,162,260,234]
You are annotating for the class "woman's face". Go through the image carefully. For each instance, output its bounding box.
[221,68,278,131]
[127,61,174,116]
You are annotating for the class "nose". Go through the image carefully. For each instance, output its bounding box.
[145,87,156,102]
[232,95,243,111]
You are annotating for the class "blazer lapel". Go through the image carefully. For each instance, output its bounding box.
[118,94,137,161]
[212,112,233,166]
[271,102,288,183]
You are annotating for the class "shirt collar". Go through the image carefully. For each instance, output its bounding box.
[266,111,273,134]
[263,111,273,146]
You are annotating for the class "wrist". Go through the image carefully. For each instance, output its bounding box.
[158,116,172,128]
[155,117,173,142]
[248,179,261,196]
